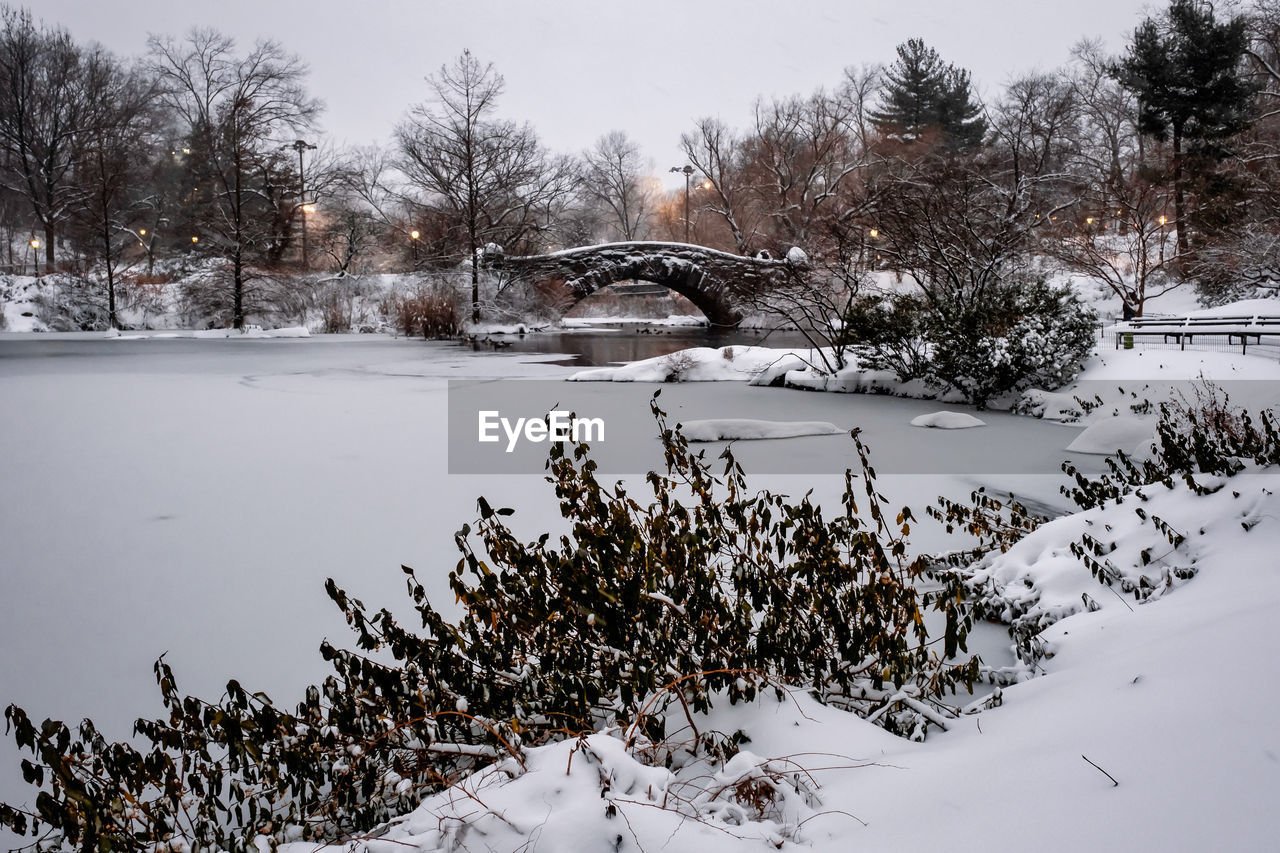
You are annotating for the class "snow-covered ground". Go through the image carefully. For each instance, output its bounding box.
[2,322,1280,851]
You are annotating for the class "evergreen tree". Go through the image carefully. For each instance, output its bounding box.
[871,38,986,149]
[1115,0,1256,253]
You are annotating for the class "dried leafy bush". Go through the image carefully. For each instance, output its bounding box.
[2,396,987,853]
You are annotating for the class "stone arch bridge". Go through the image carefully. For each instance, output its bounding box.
[480,241,806,327]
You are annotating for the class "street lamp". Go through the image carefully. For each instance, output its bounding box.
[290,139,318,269]
[669,165,695,243]
[30,239,40,276]
[410,230,420,267]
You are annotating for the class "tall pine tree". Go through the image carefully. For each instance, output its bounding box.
[1115,0,1256,253]
[871,39,986,149]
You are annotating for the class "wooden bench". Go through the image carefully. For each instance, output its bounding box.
[1114,314,1280,354]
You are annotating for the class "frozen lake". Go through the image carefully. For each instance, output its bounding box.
[0,332,1091,818]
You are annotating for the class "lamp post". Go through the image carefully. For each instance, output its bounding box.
[291,139,317,269]
[410,230,420,267]
[669,165,694,243]
[30,239,40,276]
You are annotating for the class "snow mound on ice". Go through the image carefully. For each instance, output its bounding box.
[568,346,815,382]
[1065,416,1155,455]
[680,418,842,441]
[910,411,986,429]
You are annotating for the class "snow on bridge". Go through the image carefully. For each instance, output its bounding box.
[480,241,808,327]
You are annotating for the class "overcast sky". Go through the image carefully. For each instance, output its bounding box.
[39,0,1153,185]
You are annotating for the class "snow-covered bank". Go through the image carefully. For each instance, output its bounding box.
[567,314,1280,458]
[569,345,812,382]
[106,325,311,339]
[275,460,1280,852]
[560,315,708,328]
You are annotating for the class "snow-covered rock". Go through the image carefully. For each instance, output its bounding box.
[679,418,842,441]
[1065,416,1156,455]
[910,411,987,429]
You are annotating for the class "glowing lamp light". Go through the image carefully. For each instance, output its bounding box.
[702,180,712,189]
[1158,216,1168,226]
[410,230,420,240]
[191,236,199,243]
[302,204,316,214]
[139,229,147,236]
[1085,217,1094,225]
[30,239,40,249]
[869,229,879,238]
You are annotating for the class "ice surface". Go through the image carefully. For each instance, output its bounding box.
[4,332,1280,851]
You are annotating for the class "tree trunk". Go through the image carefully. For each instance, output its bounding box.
[234,251,244,329]
[469,219,480,326]
[1172,128,1188,256]
[44,222,55,268]
[470,250,480,325]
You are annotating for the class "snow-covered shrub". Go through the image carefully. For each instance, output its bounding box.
[1062,380,1280,511]
[387,280,462,338]
[1190,226,1280,306]
[840,291,933,379]
[30,273,112,331]
[933,392,1280,672]
[309,276,379,334]
[0,396,985,853]
[485,275,570,325]
[849,277,1096,408]
[661,348,698,380]
[927,277,1096,407]
[176,264,313,328]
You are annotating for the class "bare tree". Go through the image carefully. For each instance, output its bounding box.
[986,72,1081,219]
[746,88,869,250]
[1054,175,1182,316]
[679,117,758,253]
[147,28,320,328]
[579,130,651,241]
[69,48,158,326]
[1052,47,1185,316]
[397,50,575,323]
[0,7,86,269]
[872,151,1063,319]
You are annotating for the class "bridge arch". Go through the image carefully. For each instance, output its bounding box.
[480,241,805,327]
